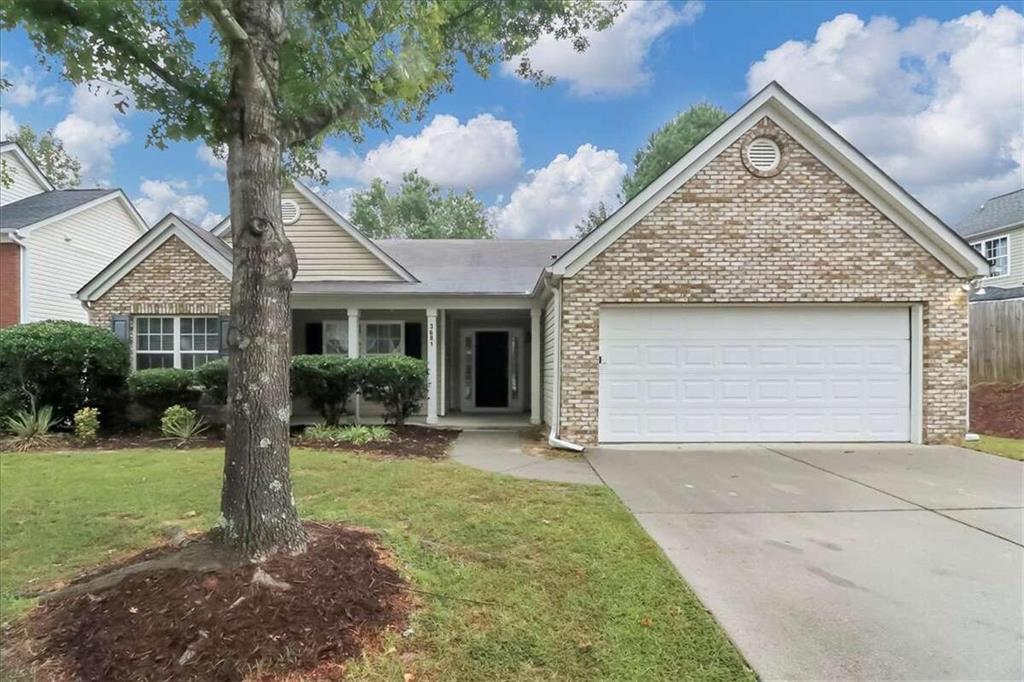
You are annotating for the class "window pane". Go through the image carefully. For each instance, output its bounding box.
[137,353,174,369]
[182,336,194,351]
[137,318,149,334]
[162,318,174,333]
[138,336,149,351]
[183,353,219,370]
[181,318,192,333]
[161,334,175,351]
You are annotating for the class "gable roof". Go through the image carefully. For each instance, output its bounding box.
[210,180,417,283]
[550,81,989,280]
[292,239,574,296]
[1,189,121,232]
[955,188,1024,239]
[0,141,55,193]
[78,213,233,302]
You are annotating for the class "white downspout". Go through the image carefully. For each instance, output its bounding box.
[546,278,585,452]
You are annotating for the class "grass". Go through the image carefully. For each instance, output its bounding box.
[964,435,1024,461]
[0,448,751,681]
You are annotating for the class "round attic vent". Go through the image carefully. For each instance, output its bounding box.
[281,199,301,225]
[746,137,781,172]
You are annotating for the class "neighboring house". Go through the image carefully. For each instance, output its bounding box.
[77,83,988,446]
[0,141,148,327]
[953,187,1024,295]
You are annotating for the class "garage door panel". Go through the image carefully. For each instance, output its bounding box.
[599,307,911,442]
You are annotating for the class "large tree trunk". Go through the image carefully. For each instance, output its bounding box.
[218,0,306,558]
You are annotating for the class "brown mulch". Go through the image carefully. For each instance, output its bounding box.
[971,383,1024,439]
[296,425,460,459]
[11,523,411,682]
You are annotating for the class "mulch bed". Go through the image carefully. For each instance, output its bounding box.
[970,383,1024,439]
[295,425,460,459]
[10,523,410,681]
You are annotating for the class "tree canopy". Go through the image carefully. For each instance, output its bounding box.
[350,170,493,239]
[6,124,82,188]
[573,201,608,238]
[621,102,728,201]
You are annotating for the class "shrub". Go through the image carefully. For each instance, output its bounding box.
[291,355,362,426]
[73,407,101,443]
[195,358,230,404]
[161,404,209,447]
[128,368,200,418]
[4,405,58,451]
[0,321,130,424]
[302,423,391,445]
[358,355,427,425]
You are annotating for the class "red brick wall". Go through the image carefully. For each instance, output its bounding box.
[0,243,20,328]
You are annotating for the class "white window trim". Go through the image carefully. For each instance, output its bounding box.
[360,320,405,356]
[971,235,1010,279]
[134,315,220,370]
[322,319,348,354]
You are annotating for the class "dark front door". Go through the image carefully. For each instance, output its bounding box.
[475,331,509,408]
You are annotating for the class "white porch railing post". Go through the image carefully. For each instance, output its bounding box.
[530,307,542,425]
[348,308,360,422]
[426,307,439,425]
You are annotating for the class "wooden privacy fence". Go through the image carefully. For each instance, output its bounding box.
[970,298,1024,384]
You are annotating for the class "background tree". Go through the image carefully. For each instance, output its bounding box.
[8,124,82,188]
[573,201,608,238]
[621,102,727,201]
[1,0,620,558]
[351,170,494,239]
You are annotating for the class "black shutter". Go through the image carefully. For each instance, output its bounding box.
[305,322,323,355]
[218,316,230,356]
[405,322,422,359]
[110,316,130,346]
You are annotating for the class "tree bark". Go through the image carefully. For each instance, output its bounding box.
[218,0,306,558]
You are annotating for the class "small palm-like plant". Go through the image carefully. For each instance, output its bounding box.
[4,406,59,451]
[160,405,209,448]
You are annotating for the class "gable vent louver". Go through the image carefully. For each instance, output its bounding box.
[281,199,301,225]
[746,137,781,172]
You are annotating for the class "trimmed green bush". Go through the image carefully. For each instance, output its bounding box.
[128,368,200,418]
[0,321,130,424]
[358,355,427,425]
[73,407,101,443]
[195,358,230,404]
[290,355,362,426]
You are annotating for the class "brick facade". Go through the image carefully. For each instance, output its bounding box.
[88,235,230,336]
[558,117,969,446]
[0,243,19,328]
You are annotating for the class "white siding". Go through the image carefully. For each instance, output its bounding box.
[283,189,402,282]
[0,151,48,206]
[24,198,143,322]
[975,227,1024,288]
[542,294,556,425]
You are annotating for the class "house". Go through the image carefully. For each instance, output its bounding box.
[953,188,1023,298]
[76,83,989,446]
[0,141,148,327]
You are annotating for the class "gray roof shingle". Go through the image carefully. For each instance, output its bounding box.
[291,239,576,296]
[167,212,233,261]
[0,189,118,232]
[955,188,1024,239]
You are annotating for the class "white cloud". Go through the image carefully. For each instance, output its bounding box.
[502,0,703,98]
[0,109,16,139]
[196,144,226,170]
[495,144,626,238]
[134,178,223,228]
[747,7,1024,221]
[54,83,131,183]
[321,113,522,190]
[317,186,359,217]
[0,62,60,108]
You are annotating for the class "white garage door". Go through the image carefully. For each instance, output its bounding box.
[598,306,911,443]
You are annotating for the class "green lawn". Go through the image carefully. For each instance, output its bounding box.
[0,448,751,681]
[964,435,1024,461]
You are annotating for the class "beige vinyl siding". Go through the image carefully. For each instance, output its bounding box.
[284,189,402,282]
[542,294,556,425]
[974,227,1023,288]
[0,152,48,206]
[24,198,143,322]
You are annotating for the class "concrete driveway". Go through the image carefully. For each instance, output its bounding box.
[586,443,1024,681]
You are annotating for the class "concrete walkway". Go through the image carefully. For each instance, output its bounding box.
[587,442,1024,681]
[449,430,602,485]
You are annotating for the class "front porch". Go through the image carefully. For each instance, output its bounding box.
[291,297,544,426]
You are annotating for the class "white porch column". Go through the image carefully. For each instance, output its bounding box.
[348,308,360,421]
[530,307,542,425]
[426,307,439,424]
[438,309,447,417]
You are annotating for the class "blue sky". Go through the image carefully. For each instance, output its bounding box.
[1,1,1020,237]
